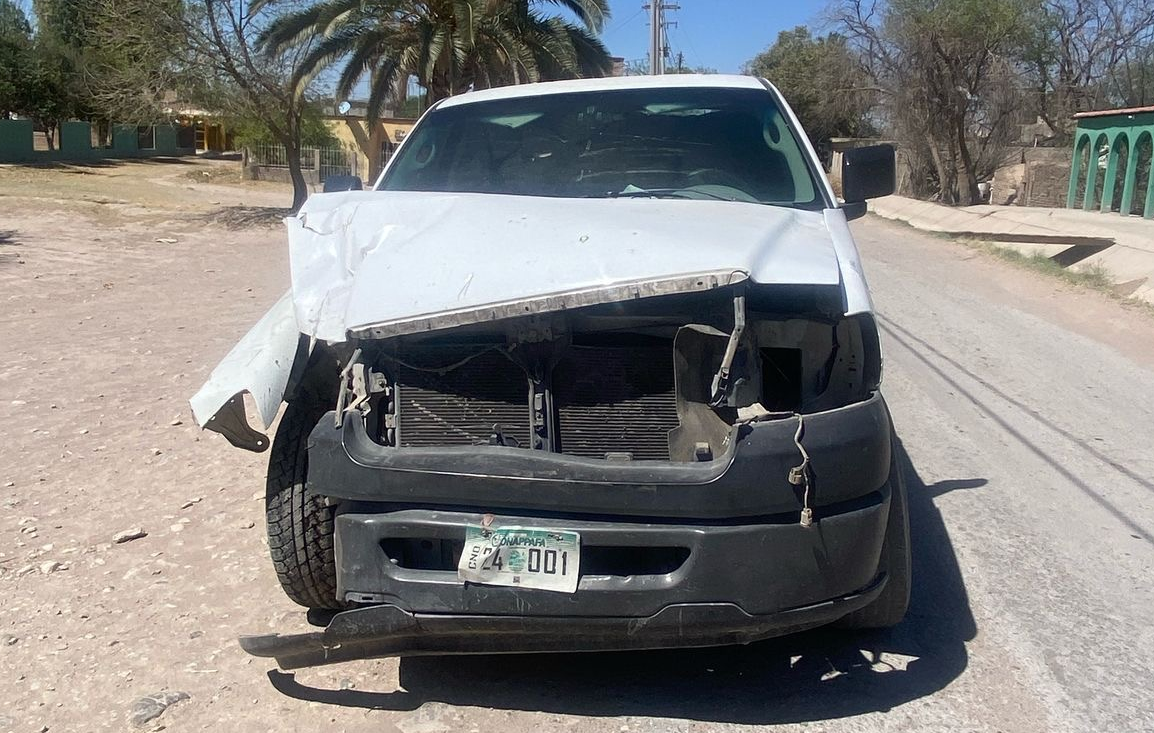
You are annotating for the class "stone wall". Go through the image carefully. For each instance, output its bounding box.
[1024,161,1074,208]
[991,147,1071,208]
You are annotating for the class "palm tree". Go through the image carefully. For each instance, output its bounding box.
[258,0,613,119]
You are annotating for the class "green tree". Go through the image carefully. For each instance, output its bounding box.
[227,101,338,148]
[82,0,186,124]
[21,37,88,149]
[22,0,91,146]
[745,27,875,149]
[32,0,90,47]
[0,0,33,118]
[258,0,614,119]
[25,0,185,143]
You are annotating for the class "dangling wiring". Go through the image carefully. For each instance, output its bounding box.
[788,413,814,528]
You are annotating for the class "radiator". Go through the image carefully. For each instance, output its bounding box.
[394,349,529,449]
[553,345,678,460]
[393,344,679,460]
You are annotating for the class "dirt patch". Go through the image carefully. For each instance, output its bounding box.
[181,161,245,186]
[0,157,294,217]
[0,162,376,731]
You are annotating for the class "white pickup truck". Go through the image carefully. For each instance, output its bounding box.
[191,74,906,669]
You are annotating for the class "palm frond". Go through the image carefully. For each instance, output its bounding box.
[334,28,391,99]
[257,0,360,53]
[289,26,365,92]
[365,58,404,120]
[261,0,613,106]
[533,0,609,32]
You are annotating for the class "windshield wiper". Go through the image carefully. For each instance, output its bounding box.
[605,187,737,202]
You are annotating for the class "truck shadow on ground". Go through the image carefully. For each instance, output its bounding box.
[0,230,20,265]
[268,444,981,725]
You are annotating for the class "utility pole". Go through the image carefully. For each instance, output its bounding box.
[644,2,679,75]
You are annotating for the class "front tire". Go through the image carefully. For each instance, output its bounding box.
[265,392,345,610]
[838,434,911,629]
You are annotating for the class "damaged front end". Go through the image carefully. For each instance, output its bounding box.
[332,282,880,468]
[189,194,898,667]
[239,280,896,668]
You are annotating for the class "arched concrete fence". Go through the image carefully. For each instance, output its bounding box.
[1066,107,1154,219]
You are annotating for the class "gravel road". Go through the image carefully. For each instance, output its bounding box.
[1,170,1152,732]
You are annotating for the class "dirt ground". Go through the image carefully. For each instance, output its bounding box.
[2,159,1153,733]
[0,160,406,732]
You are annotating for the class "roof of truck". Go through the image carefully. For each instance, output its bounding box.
[437,74,770,109]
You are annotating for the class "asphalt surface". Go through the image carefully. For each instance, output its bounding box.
[848,217,1154,732]
[2,194,1152,731]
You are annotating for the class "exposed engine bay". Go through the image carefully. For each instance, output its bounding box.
[336,285,881,464]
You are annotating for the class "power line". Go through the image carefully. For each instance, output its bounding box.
[667,21,707,73]
[603,6,647,39]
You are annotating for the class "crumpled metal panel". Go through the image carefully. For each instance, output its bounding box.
[287,191,842,343]
[188,292,301,449]
[191,192,872,448]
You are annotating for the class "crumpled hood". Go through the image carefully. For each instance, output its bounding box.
[289,191,845,342]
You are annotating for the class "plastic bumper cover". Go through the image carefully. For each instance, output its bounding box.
[240,575,886,669]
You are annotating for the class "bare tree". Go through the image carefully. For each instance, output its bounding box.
[1025,0,1154,139]
[833,0,1033,205]
[178,0,322,211]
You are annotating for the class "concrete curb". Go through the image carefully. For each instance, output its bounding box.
[868,196,1154,303]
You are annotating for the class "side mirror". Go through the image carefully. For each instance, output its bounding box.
[323,174,363,193]
[841,144,895,218]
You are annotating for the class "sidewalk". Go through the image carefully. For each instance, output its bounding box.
[868,196,1154,303]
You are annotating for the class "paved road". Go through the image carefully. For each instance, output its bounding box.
[2,200,1152,732]
[849,217,1154,732]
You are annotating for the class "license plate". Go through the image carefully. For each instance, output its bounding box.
[458,526,581,593]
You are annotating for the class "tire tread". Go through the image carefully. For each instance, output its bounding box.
[265,395,344,610]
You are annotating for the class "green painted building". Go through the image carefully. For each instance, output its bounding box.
[1066,105,1154,219]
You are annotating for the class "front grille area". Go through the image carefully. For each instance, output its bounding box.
[395,349,529,448]
[553,345,678,460]
[391,342,679,460]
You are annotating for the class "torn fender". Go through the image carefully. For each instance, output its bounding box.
[189,292,307,452]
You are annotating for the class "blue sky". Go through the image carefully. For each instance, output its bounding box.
[12,0,826,76]
[601,0,829,73]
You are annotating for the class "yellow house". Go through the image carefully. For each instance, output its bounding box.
[322,102,417,182]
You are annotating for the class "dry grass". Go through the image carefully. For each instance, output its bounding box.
[964,239,1154,318]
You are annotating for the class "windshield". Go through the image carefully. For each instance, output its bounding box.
[380,86,823,208]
